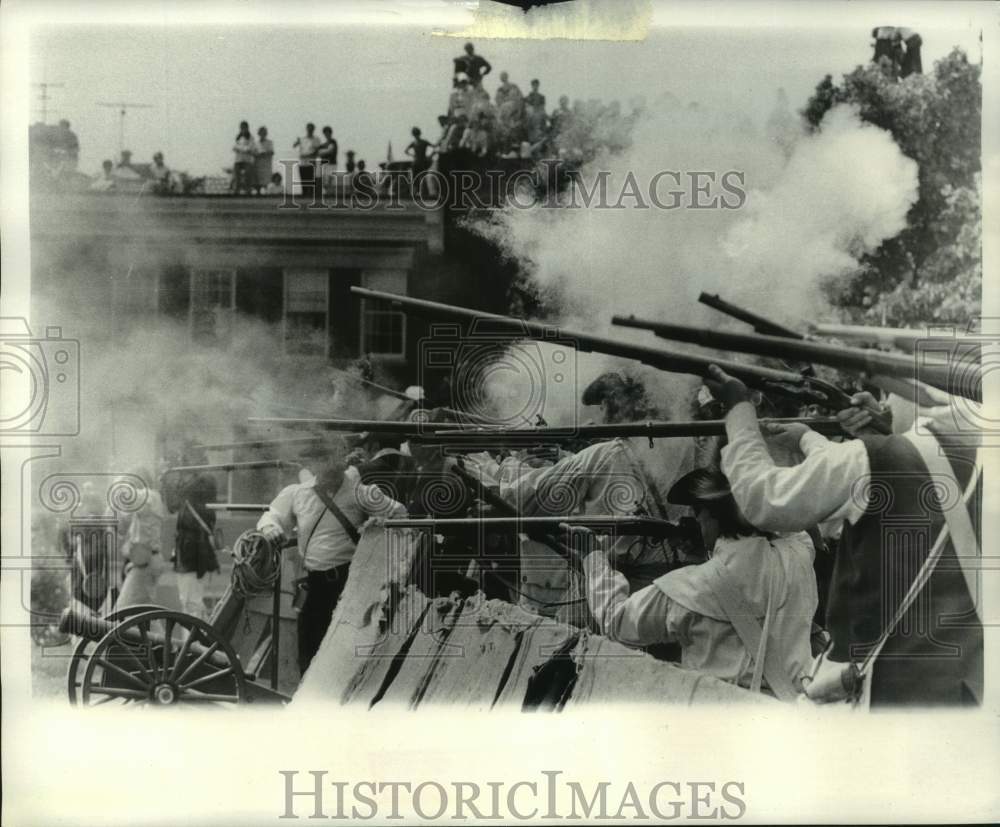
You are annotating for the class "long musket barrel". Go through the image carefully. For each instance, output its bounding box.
[382,515,678,538]
[246,418,490,433]
[612,315,980,402]
[694,297,956,407]
[201,436,326,452]
[163,459,301,474]
[698,292,804,339]
[450,461,584,567]
[350,287,890,431]
[246,416,845,440]
[810,322,979,354]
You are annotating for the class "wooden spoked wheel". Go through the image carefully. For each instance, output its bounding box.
[78,609,247,708]
[67,604,164,705]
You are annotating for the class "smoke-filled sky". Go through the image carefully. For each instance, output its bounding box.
[29,4,982,175]
[16,1,986,465]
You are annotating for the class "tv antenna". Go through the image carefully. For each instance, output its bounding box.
[97,100,154,154]
[32,82,65,123]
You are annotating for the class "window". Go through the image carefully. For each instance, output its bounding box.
[284,269,330,356]
[360,270,407,358]
[190,269,235,343]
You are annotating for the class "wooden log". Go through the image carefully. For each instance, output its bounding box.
[566,634,771,706]
[292,525,424,704]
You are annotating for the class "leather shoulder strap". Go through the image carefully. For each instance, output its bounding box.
[312,486,361,546]
[903,429,981,623]
[705,563,800,702]
[184,500,219,550]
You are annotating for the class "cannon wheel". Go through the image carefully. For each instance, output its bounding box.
[79,609,248,708]
[67,604,165,705]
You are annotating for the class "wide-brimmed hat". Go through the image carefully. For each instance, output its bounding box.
[667,468,732,507]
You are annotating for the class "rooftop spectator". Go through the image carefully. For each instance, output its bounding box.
[57,119,80,172]
[405,127,433,175]
[525,78,545,113]
[461,110,491,157]
[264,171,283,195]
[254,126,274,194]
[293,122,321,201]
[448,75,472,120]
[90,159,116,191]
[318,125,338,168]
[495,71,524,145]
[232,121,257,194]
[113,150,143,181]
[550,94,572,135]
[525,80,548,144]
[453,41,491,87]
[345,149,356,174]
[150,151,174,193]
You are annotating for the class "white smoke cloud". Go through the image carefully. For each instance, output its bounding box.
[475,101,919,425]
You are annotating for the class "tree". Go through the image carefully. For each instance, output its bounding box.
[802,49,981,327]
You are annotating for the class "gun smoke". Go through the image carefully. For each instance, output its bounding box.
[474,100,919,426]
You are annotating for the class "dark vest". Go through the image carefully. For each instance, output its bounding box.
[827,432,982,707]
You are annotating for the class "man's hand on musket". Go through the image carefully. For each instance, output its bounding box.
[559,523,598,564]
[837,391,887,437]
[705,364,750,410]
[762,421,810,451]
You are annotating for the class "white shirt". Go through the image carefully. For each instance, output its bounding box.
[256,466,405,571]
[720,401,870,533]
[584,531,817,689]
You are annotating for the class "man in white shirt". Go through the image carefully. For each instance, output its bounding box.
[583,467,818,699]
[257,437,406,672]
[706,364,982,706]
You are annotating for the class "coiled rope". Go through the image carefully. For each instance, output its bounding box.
[230,530,282,597]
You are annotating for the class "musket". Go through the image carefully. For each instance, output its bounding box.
[200,436,326,452]
[611,315,980,403]
[698,292,804,339]
[381,515,679,538]
[206,503,270,512]
[450,461,584,567]
[696,299,951,407]
[246,418,490,434]
[245,416,846,443]
[163,459,301,475]
[810,322,979,355]
[351,286,893,433]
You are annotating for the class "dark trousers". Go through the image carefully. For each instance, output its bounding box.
[297,565,350,674]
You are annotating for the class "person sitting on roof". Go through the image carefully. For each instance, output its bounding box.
[582,466,818,700]
[90,159,116,191]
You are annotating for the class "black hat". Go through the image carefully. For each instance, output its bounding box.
[667,468,731,506]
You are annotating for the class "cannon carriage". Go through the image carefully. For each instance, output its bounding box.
[59,527,298,707]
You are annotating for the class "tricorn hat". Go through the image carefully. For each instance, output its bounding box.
[667,467,732,506]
